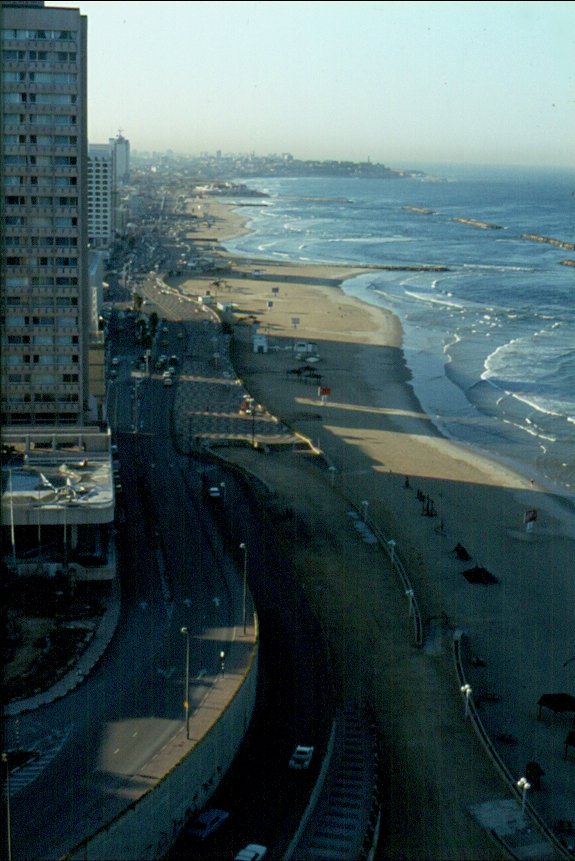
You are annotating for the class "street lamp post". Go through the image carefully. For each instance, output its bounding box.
[181,627,190,739]
[240,542,248,633]
[461,683,472,718]
[405,588,415,617]
[63,498,68,573]
[2,752,12,861]
[188,414,193,461]
[517,777,531,814]
[8,468,16,568]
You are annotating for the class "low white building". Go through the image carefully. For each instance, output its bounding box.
[293,341,318,355]
[2,428,116,581]
[252,333,269,354]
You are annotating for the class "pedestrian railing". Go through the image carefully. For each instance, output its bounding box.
[453,630,571,860]
[367,517,423,648]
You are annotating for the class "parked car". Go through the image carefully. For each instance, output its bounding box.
[186,808,229,840]
[289,744,314,770]
[234,844,267,861]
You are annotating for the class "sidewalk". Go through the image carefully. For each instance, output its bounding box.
[171,302,574,860]
[171,307,299,452]
[6,302,573,860]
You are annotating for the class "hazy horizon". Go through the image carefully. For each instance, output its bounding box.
[49,1,575,169]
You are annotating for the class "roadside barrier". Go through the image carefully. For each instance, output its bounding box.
[367,516,423,648]
[453,630,572,860]
[310,445,424,649]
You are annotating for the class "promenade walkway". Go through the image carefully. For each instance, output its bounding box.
[168,302,574,860]
[170,307,300,452]
[6,299,573,860]
[200,305,574,860]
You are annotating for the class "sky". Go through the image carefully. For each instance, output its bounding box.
[48,1,575,168]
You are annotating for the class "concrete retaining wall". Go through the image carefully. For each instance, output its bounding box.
[64,646,258,860]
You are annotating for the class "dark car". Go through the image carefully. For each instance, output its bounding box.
[187,808,229,840]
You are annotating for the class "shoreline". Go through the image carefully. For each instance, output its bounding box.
[221,194,574,506]
[173,194,575,840]
[179,195,574,528]
[216,185,574,505]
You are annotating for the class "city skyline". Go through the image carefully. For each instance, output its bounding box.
[48,0,575,169]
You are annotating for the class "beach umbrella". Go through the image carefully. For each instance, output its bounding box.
[462,565,498,585]
[537,693,575,719]
[452,543,471,561]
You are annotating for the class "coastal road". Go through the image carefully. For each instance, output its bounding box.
[4,317,241,860]
[165,457,334,860]
[5,307,334,860]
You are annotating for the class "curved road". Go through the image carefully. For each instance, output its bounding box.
[4,317,239,860]
[4,301,333,861]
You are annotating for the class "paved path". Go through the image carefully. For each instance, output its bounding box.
[170,310,299,451]
[167,306,573,860]
[6,304,573,860]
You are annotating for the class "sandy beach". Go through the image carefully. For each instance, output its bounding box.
[172,195,575,858]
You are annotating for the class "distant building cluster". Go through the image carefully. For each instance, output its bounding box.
[130,149,422,181]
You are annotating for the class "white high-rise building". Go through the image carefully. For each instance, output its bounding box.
[88,142,114,250]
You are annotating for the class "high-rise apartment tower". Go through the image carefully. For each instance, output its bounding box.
[88,143,114,250]
[1,0,89,427]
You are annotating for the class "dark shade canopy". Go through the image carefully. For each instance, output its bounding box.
[453,543,471,561]
[462,565,498,585]
[537,693,575,719]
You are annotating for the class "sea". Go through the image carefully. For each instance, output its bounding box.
[223,164,575,499]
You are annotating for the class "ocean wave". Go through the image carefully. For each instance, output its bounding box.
[508,391,567,421]
[461,263,536,272]
[325,235,415,244]
[501,415,557,443]
[403,289,464,310]
[233,171,574,496]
